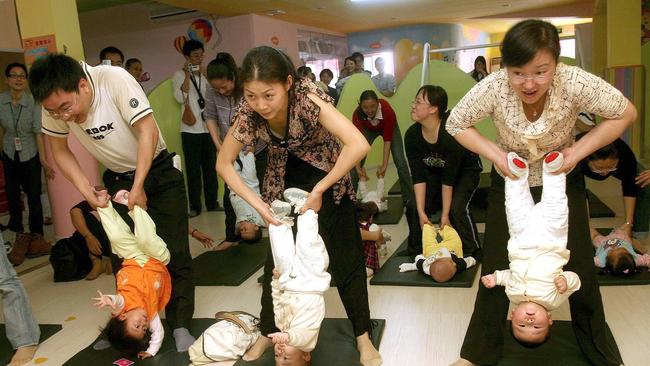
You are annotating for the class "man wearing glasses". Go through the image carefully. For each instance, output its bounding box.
[578,133,650,240]
[28,54,196,352]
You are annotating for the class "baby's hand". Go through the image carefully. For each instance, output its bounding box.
[555,275,568,293]
[137,351,152,360]
[272,268,281,279]
[268,332,290,344]
[92,290,116,311]
[481,274,496,288]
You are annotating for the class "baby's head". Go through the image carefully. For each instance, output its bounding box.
[103,307,151,354]
[606,247,636,275]
[510,302,552,346]
[356,201,378,223]
[238,221,262,243]
[429,258,457,282]
[274,343,311,366]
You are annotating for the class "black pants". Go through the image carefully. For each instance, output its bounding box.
[2,154,43,235]
[182,132,218,213]
[407,169,482,258]
[103,151,194,330]
[223,147,268,242]
[460,168,622,365]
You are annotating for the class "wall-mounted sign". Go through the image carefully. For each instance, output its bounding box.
[23,34,57,67]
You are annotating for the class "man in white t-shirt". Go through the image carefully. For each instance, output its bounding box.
[172,40,218,218]
[28,54,196,352]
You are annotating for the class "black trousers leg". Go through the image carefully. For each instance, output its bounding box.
[200,134,218,210]
[2,155,24,232]
[223,185,239,242]
[255,147,268,188]
[24,156,43,235]
[449,170,481,258]
[182,132,203,213]
[103,160,194,330]
[259,195,371,337]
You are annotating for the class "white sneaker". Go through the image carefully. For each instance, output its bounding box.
[543,151,564,173]
[506,152,528,178]
[270,200,292,219]
[283,188,309,213]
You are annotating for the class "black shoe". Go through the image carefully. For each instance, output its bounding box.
[188,210,200,218]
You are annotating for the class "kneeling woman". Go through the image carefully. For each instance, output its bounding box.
[216,46,382,366]
[405,85,482,258]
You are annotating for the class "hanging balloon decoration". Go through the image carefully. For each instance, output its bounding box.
[174,35,188,54]
[187,19,213,45]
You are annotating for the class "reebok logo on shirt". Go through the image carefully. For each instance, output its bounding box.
[85,122,115,140]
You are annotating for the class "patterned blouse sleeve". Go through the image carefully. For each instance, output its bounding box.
[446,74,498,136]
[297,80,334,128]
[230,101,257,147]
[569,67,628,119]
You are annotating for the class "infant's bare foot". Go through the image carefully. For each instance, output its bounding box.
[242,336,271,361]
[10,345,38,366]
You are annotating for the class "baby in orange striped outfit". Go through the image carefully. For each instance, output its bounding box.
[91,189,172,359]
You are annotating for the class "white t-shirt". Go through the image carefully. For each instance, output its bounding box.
[41,62,166,173]
[172,69,209,134]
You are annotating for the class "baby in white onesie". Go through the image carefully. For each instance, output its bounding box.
[268,189,331,366]
[481,151,581,346]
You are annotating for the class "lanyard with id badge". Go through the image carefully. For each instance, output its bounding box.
[10,104,23,153]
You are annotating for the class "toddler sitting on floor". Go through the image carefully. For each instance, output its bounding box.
[91,189,172,359]
[481,152,581,346]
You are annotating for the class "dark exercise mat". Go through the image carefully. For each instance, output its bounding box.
[63,318,217,366]
[586,190,616,218]
[387,172,492,196]
[192,238,269,286]
[1,324,62,365]
[593,228,650,286]
[498,320,617,366]
[235,318,386,366]
[373,196,405,225]
[369,240,479,288]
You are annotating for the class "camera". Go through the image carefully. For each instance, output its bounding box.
[101,59,112,66]
[188,64,200,72]
[197,97,205,110]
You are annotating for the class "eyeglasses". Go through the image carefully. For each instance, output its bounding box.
[46,93,78,120]
[8,73,26,79]
[590,167,617,175]
[509,72,550,85]
[411,100,430,106]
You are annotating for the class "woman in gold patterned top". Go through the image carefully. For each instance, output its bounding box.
[446,19,636,366]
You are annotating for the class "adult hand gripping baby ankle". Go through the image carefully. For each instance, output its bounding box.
[481,274,497,288]
[127,185,147,211]
[299,190,323,214]
[556,146,578,175]
[258,202,282,227]
[494,150,516,179]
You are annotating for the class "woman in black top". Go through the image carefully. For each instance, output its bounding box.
[405,85,483,258]
[578,133,650,239]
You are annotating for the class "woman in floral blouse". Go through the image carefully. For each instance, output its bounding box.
[446,20,636,366]
[216,46,382,366]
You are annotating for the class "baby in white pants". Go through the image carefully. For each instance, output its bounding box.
[267,189,331,366]
[481,151,581,346]
[358,177,388,212]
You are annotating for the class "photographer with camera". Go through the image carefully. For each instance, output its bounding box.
[172,40,218,218]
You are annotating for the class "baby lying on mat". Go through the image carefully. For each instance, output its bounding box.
[399,224,476,282]
[482,152,581,346]
[591,228,650,275]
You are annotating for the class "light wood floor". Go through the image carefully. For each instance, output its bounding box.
[2,169,649,366]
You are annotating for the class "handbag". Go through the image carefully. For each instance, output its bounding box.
[182,95,197,126]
